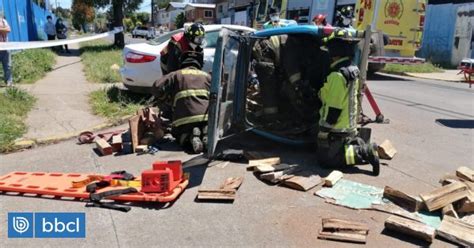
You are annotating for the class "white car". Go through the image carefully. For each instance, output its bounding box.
[120,24,255,93]
[132,26,155,39]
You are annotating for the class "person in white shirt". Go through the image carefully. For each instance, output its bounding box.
[0,12,12,86]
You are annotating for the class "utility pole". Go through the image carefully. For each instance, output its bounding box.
[151,0,155,27]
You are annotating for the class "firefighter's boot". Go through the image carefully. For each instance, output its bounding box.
[191,127,203,154]
[361,143,380,176]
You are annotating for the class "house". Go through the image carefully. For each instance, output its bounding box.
[155,8,170,30]
[163,2,186,30]
[216,0,231,24]
[184,3,216,25]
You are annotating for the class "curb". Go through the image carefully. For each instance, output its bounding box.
[12,114,133,151]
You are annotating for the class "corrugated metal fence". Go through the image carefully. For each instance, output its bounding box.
[0,0,55,41]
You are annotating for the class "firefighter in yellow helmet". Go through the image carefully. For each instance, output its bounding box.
[317,28,380,176]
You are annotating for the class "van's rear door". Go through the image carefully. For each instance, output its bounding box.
[207,28,248,157]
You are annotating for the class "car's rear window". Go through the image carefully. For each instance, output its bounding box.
[148,30,183,46]
[138,27,148,30]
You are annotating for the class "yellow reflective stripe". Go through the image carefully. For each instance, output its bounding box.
[173,89,209,107]
[172,114,208,127]
[110,179,141,187]
[289,72,302,84]
[345,145,356,165]
[181,69,209,76]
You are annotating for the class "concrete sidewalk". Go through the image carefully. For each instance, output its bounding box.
[18,43,106,143]
[404,69,466,82]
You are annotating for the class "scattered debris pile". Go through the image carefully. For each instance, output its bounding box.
[197,177,244,202]
[78,107,166,156]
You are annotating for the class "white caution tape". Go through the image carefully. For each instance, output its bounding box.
[0,27,123,51]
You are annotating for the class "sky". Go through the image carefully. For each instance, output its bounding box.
[55,0,153,13]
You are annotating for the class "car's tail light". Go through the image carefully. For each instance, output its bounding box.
[125,52,156,63]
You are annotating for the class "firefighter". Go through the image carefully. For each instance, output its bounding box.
[316,29,380,176]
[334,6,354,28]
[313,14,329,27]
[160,22,205,75]
[263,7,286,29]
[152,52,211,154]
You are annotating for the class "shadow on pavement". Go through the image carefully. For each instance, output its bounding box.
[381,229,431,247]
[368,73,412,81]
[435,119,474,129]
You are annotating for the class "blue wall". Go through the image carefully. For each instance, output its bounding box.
[418,3,457,65]
[0,0,55,41]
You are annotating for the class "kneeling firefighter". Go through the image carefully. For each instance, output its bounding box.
[152,52,211,153]
[317,29,380,176]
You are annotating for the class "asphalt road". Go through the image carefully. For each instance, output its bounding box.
[0,74,472,247]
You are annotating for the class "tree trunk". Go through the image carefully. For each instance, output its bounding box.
[113,0,124,48]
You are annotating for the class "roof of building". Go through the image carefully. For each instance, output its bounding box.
[167,2,187,10]
[185,3,216,9]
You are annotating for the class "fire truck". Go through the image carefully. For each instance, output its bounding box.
[355,0,427,71]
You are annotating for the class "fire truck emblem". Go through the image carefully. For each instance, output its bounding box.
[384,0,404,25]
[385,0,404,19]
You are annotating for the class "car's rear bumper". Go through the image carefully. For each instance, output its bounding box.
[122,83,153,94]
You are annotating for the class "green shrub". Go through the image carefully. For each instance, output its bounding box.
[80,40,123,83]
[383,62,444,74]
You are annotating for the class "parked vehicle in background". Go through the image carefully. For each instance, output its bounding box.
[120,25,255,93]
[355,0,427,72]
[132,26,156,39]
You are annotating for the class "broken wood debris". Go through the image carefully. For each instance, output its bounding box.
[419,181,468,212]
[456,196,474,214]
[259,167,300,184]
[436,215,474,247]
[318,218,369,244]
[378,139,397,160]
[283,175,322,191]
[383,186,421,212]
[197,177,243,202]
[324,171,343,187]
[95,138,112,156]
[247,157,280,171]
[456,166,474,182]
[111,134,123,152]
[442,204,459,219]
[220,177,243,190]
[255,163,296,173]
[384,215,435,243]
[196,189,236,201]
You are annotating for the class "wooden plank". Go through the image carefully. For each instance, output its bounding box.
[324,171,343,187]
[384,215,435,243]
[456,197,474,214]
[441,204,459,218]
[247,157,280,171]
[255,163,296,173]
[322,218,369,233]
[318,231,366,244]
[439,174,474,191]
[259,166,302,184]
[197,189,236,201]
[436,215,474,247]
[95,138,112,156]
[220,177,243,190]
[283,175,322,191]
[111,134,123,152]
[383,186,421,212]
[456,166,474,182]
[419,182,468,211]
[128,114,141,153]
[378,139,397,160]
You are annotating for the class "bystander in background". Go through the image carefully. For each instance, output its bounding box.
[0,11,12,87]
[55,18,70,53]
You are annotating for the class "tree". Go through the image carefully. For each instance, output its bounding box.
[54,7,72,19]
[93,0,144,48]
[72,0,95,32]
[175,12,185,29]
[136,12,150,25]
